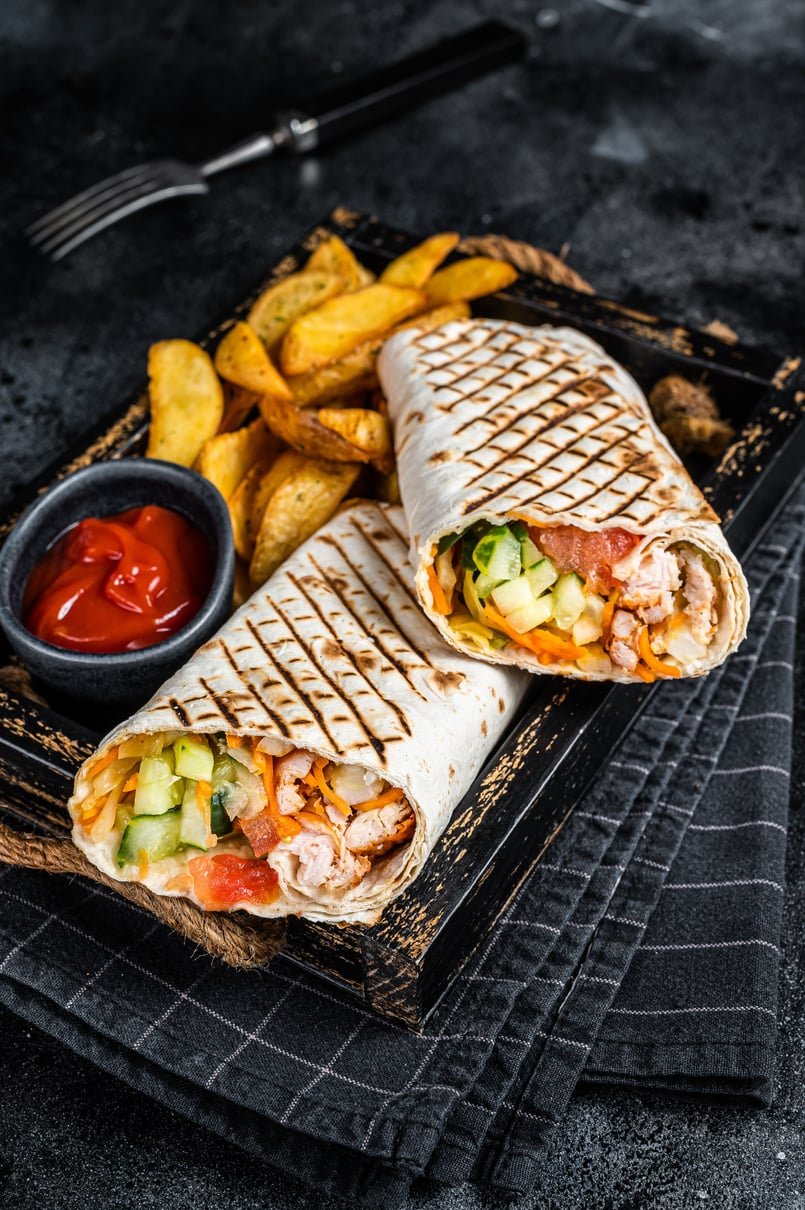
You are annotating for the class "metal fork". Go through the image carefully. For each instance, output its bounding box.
[26,20,526,260]
[26,132,287,261]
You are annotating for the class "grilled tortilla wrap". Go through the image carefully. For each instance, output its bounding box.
[378,318,749,684]
[68,501,527,925]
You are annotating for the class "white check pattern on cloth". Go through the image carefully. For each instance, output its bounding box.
[0,486,801,1204]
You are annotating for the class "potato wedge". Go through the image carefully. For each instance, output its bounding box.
[218,381,260,433]
[247,270,344,355]
[380,232,459,288]
[146,339,224,467]
[377,469,401,505]
[227,449,288,562]
[280,283,425,377]
[250,459,361,586]
[248,451,310,540]
[259,392,373,464]
[215,321,292,400]
[306,235,374,291]
[423,257,518,307]
[287,300,472,409]
[317,408,393,471]
[196,417,279,501]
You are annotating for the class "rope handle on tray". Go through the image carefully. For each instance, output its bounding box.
[0,235,591,968]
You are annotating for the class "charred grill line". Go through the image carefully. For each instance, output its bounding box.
[287,567,412,741]
[379,507,409,548]
[424,330,526,402]
[450,355,576,437]
[460,383,607,490]
[454,371,593,452]
[350,521,421,610]
[269,601,387,759]
[218,639,291,738]
[499,426,637,514]
[243,616,340,751]
[168,698,189,726]
[303,553,429,703]
[199,677,240,729]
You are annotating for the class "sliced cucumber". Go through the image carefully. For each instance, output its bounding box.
[509,521,543,570]
[474,573,503,600]
[491,575,536,617]
[507,595,553,634]
[526,557,558,598]
[210,788,234,837]
[173,735,214,782]
[471,525,522,582]
[133,755,184,815]
[179,781,210,851]
[117,809,181,868]
[552,572,586,630]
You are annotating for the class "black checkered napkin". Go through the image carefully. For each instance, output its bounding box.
[0,485,801,1203]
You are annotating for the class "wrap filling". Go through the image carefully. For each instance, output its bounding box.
[428,519,721,680]
[74,731,415,910]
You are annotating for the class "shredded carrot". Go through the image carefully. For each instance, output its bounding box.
[196,779,212,804]
[311,763,350,816]
[260,753,301,841]
[538,652,555,666]
[86,746,119,781]
[303,771,318,788]
[226,734,243,748]
[638,628,681,679]
[80,794,107,827]
[426,563,451,615]
[483,607,585,661]
[633,662,655,684]
[354,787,404,812]
[137,849,149,881]
[123,772,138,794]
[295,809,342,841]
[600,590,620,650]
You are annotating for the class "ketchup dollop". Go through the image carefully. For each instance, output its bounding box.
[23,505,213,653]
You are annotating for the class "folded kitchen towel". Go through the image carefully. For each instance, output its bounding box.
[0,483,801,1203]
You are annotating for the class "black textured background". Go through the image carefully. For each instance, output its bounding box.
[1,2,803,1206]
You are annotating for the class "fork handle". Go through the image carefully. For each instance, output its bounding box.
[296,20,526,152]
[199,21,526,177]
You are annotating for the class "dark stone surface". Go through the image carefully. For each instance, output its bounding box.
[0,1,803,1206]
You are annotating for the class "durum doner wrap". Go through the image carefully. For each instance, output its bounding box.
[378,318,750,683]
[68,502,527,924]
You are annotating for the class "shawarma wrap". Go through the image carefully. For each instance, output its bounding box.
[378,318,749,684]
[68,501,527,924]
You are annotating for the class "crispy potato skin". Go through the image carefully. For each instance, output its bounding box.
[146,339,224,467]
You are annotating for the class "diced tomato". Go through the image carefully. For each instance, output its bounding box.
[534,524,641,594]
[188,854,279,910]
[238,809,280,859]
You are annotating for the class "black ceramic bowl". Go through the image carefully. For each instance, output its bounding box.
[0,459,234,708]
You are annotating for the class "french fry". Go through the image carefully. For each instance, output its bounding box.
[307,235,374,290]
[280,283,425,377]
[249,460,361,586]
[259,392,372,464]
[218,381,260,433]
[227,451,287,562]
[196,417,279,501]
[247,270,344,355]
[287,301,472,409]
[215,321,292,399]
[249,451,311,541]
[423,258,518,307]
[380,232,459,288]
[317,408,393,472]
[146,339,224,467]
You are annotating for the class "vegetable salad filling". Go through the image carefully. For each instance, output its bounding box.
[76,732,415,909]
[428,519,721,681]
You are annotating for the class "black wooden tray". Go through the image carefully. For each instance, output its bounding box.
[1,208,803,1029]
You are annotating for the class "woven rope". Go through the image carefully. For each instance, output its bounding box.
[0,235,591,968]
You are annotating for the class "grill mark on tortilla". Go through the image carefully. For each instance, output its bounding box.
[243,616,339,751]
[459,387,607,491]
[304,553,429,703]
[599,475,657,521]
[269,602,388,760]
[218,638,290,738]
[381,508,409,547]
[199,677,241,728]
[492,445,650,520]
[169,698,190,726]
[505,426,636,510]
[450,354,575,437]
[429,335,528,411]
[330,524,443,675]
[288,568,412,740]
[457,372,595,451]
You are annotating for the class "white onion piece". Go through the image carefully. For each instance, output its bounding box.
[330,763,385,806]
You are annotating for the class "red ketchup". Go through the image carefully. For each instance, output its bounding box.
[23,505,213,653]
